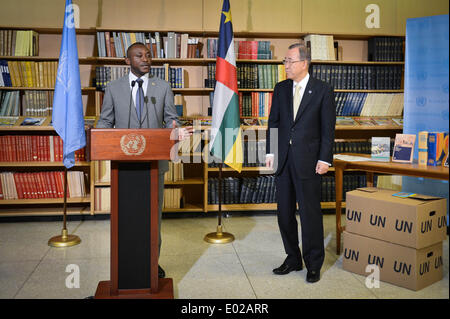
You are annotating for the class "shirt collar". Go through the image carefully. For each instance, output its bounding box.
[293,73,310,89]
[129,72,149,84]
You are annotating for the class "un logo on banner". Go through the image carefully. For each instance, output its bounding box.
[416,96,427,107]
[416,71,427,81]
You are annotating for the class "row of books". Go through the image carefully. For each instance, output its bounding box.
[0,30,39,57]
[0,91,20,116]
[94,160,110,184]
[310,64,403,90]
[304,34,336,61]
[94,187,110,212]
[239,92,273,117]
[322,174,367,202]
[336,116,403,127]
[95,65,184,90]
[0,60,58,88]
[334,140,394,156]
[206,39,273,60]
[0,171,87,200]
[205,63,286,89]
[1,90,55,117]
[163,187,183,209]
[96,31,202,59]
[335,92,404,117]
[368,37,404,62]
[208,140,266,168]
[0,135,86,162]
[208,176,277,205]
[164,161,184,182]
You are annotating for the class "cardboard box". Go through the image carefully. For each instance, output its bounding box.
[343,231,443,291]
[346,188,447,249]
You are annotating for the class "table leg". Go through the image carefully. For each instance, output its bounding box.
[335,165,344,255]
[367,172,374,187]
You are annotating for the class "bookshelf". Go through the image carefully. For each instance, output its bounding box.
[0,24,406,217]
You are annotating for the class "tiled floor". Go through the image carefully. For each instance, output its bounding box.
[0,213,448,299]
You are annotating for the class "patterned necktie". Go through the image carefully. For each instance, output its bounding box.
[136,78,144,121]
[293,84,301,120]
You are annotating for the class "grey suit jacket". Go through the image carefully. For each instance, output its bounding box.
[96,74,180,172]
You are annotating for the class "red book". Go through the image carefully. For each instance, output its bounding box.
[47,172,56,198]
[250,41,258,60]
[31,136,38,161]
[13,173,24,199]
[37,172,46,198]
[0,176,3,200]
[23,173,31,199]
[56,171,64,198]
[0,136,4,161]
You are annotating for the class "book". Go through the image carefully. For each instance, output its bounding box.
[20,117,46,126]
[392,133,416,163]
[427,132,447,166]
[0,116,19,126]
[354,117,376,126]
[335,117,357,126]
[418,131,428,166]
[392,118,403,126]
[371,137,391,162]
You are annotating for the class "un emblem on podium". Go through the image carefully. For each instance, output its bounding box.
[120,133,146,156]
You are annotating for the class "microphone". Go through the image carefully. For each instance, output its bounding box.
[127,80,136,129]
[143,96,149,128]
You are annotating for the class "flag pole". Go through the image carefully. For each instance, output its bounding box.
[204,163,234,244]
[48,167,81,247]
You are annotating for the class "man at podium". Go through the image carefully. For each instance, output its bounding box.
[97,42,183,279]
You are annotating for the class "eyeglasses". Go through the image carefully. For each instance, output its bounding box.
[282,59,304,65]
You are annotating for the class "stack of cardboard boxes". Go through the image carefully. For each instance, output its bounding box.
[343,187,447,291]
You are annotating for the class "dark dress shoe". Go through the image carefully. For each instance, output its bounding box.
[306,270,320,283]
[273,262,303,275]
[158,265,166,278]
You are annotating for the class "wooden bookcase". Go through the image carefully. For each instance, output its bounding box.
[0,25,404,216]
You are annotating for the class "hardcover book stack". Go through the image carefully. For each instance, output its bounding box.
[334,92,404,117]
[206,39,272,60]
[0,135,86,162]
[368,37,404,62]
[205,63,286,90]
[311,64,403,90]
[0,170,87,200]
[1,60,58,88]
[0,30,39,56]
[96,31,202,59]
[303,34,336,61]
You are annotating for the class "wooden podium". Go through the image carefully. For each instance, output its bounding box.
[89,128,175,299]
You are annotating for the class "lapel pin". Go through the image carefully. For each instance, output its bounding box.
[308,90,312,94]
[152,82,156,86]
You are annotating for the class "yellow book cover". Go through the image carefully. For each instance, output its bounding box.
[38,62,44,88]
[43,61,48,88]
[25,61,33,87]
[130,33,137,45]
[8,61,18,86]
[418,131,428,166]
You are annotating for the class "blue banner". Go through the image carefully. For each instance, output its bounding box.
[52,0,85,169]
[403,14,449,224]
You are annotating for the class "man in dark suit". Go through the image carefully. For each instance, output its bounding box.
[266,42,335,283]
[97,42,192,278]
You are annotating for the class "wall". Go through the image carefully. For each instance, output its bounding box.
[0,0,448,34]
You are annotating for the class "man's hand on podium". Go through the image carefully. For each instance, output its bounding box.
[172,120,194,141]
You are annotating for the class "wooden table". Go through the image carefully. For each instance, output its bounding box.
[333,153,449,254]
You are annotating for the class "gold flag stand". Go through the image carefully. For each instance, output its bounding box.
[48,167,81,248]
[204,163,234,244]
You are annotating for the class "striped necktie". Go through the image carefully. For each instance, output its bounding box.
[136,78,144,121]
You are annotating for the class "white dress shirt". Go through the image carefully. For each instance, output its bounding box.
[128,72,149,109]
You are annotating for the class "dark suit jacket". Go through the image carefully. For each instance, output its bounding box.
[266,76,336,179]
